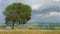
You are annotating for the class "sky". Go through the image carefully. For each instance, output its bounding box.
[0,0,60,24]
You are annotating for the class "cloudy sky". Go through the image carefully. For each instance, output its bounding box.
[0,0,60,24]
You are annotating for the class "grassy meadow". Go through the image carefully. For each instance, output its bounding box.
[0,29,59,34]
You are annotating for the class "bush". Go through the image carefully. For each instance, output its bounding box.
[29,28,32,30]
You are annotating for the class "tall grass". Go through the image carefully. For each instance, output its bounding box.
[0,29,59,34]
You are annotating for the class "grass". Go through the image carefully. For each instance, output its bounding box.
[0,29,60,34]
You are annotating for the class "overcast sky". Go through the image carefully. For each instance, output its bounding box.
[0,0,60,24]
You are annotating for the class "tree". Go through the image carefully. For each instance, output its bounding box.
[3,3,32,29]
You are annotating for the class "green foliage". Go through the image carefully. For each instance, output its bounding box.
[29,28,32,30]
[3,3,32,29]
[48,26,55,30]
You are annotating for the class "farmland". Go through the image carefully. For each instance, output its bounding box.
[0,29,60,34]
[0,24,60,34]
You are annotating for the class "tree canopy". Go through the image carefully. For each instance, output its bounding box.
[3,3,32,29]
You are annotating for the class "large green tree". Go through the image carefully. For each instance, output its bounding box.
[3,3,32,29]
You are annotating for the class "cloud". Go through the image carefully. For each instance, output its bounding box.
[31,4,41,10]
[53,0,60,2]
[31,0,60,10]
[0,0,60,23]
[35,12,60,18]
[28,0,60,23]
[48,12,60,16]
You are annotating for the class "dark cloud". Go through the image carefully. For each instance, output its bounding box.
[32,6,60,15]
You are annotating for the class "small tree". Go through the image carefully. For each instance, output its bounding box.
[3,3,32,29]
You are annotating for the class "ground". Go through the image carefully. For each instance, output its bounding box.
[0,29,60,34]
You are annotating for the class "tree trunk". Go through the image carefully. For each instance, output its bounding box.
[12,23,14,29]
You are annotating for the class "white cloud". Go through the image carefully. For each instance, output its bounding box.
[29,0,60,10]
[35,12,60,18]
[45,12,60,17]
[31,4,41,10]
[48,12,60,16]
[53,0,60,2]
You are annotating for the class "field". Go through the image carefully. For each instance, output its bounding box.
[0,29,60,34]
[0,24,60,34]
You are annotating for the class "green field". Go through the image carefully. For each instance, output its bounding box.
[0,24,60,30]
